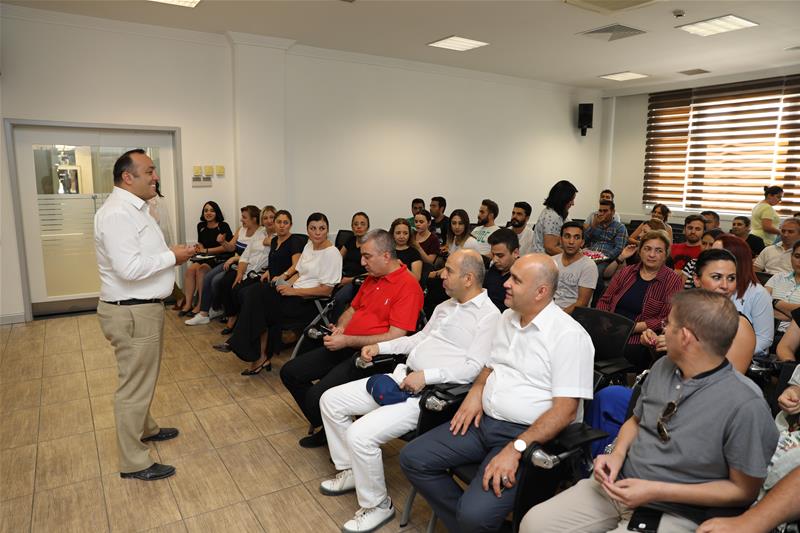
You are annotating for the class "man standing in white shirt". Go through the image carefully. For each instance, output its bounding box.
[317,249,500,533]
[94,149,194,481]
[400,254,595,533]
[508,201,535,256]
[472,199,500,257]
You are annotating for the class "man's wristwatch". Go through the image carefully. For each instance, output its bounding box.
[513,439,527,454]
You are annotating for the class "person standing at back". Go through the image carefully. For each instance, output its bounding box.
[94,149,194,481]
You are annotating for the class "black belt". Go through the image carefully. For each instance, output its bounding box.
[103,299,164,306]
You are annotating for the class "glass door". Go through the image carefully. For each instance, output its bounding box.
[12,127,177,315]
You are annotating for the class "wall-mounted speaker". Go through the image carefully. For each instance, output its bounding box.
[578,103,593,136]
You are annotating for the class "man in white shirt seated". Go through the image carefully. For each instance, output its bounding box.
[754,217,800,274]
[553,221,597,314]
[472,199,500,257]
[318,249,500,533]
[399,254,595,533]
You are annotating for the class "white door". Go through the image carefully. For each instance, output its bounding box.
[12,126,177,316]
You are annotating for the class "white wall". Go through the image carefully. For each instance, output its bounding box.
[606,94,649,221]
[1,4,604,322]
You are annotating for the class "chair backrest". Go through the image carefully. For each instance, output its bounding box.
[755,270,773,286]
[294,233,309,246]
[571,307,635,363]
[335,229,354,249]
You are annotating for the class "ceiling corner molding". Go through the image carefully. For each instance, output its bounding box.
[226,32,295,50]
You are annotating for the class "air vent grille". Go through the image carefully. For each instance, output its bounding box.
[579,24,646,42]
[679,69,711,76]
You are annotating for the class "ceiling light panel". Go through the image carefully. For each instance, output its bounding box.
[599,71,649,81]
[676,15,758,37]
[147,0,201,7]
[428,36,489,52]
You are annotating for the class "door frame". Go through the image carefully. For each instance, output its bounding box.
[3,118,185,322]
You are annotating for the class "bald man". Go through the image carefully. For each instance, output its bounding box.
[400,254,595,533]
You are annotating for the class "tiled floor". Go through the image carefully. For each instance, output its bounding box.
[0,311,443,533]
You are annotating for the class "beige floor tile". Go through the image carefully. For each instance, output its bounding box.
[238,396,307,437]
[168,450,243,518]
[185,333,222,354]
[80,334,112,351]
[0,378,41,413]
[2,338,45,361]
[216,371,277,401]
[275,389,305,417]
[153,412,214,462]
[90,393,116,430]
[9,324,45,343]
[0,355,43,383]
[40,371,88,405]
[180,323,215,337]
[95,427,160,476]
[163,337,197,359]
[44,317,78,339]
[151,383,192,419]
[194,403,259,449]
[198,351,246,375]
[249,485,339,533]
[42,350,85,377]
[266,427,336,483]
[164,355,214,380]
[0,407,39,449]
[217,438,300,500]
[0,494,32,533]
[145,521,187,533]
[86,367,119,397]
[38,398,94,442]
[31,478,108,533]
[0,443,36,501]
[157,361,177,385]
[82,346,116,371]
[176,376,234,411]
[184,502,264,533]
[35,432,100,491]
[43,335,82,356]
[102,472,182,533]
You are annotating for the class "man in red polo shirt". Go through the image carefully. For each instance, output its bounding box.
[280,229,424,448]
[670,214,705,271]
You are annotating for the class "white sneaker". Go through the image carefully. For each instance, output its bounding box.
[342,499,395,533]
[208,308,223,320]
[184,314,210,326]
[319,469,356,496]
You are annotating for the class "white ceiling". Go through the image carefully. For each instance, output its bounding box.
[7,0,800,92]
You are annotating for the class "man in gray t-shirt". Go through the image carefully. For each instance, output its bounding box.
[520,290,779,533]
[552,221,597,313]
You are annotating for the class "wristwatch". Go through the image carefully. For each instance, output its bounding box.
[513,439,527,453]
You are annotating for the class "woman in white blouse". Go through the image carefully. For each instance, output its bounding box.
[218,212,342,375]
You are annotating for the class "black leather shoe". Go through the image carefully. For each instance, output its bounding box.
[212,343,232,353]
[142,428,179,442]
[220,327,234,335]
[120,463,176,481]
[299,429,327,448]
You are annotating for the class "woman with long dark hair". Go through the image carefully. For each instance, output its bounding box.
[532,180,577,255]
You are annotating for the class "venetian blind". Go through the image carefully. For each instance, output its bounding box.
[643,74,800,216]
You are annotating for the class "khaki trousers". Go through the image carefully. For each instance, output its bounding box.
[97,301,164,473]
[519,478,698,533]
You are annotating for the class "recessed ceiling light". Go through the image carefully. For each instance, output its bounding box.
[676,14,758,37]
[428,36,489,52]
[599,71,649,81]
[147,0,201,7]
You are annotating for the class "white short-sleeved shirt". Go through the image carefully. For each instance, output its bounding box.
[754,244,792,274]
[292,242,343,289]
[517,225,535,256]
[238,227,270,274]
[482,302,595,425]
[472,225,500,256]
[765,271,800,331]
[448,236,481,255]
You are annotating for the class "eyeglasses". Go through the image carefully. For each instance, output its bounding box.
[657,401,678,443]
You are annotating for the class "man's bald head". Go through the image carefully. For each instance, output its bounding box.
[503,254,558,314]
[442,248,486,302]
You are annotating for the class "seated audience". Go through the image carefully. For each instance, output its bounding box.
[670,214,705,272]
[508,201,535,256]
[186,205,267,327]
[390,218,423,281]
[553,221,597,313]
[318,250,500,533]
[629,204,673,243]
[280,229,424,447]
[472,199,500,256]
[429,196,449,242]
[331,212,370,322]
[407,198,425,225]
[212,210,306,364]
[680,228,723,289]
[701,210,721,230]
[730,215,765,258]
[442,209,480,257]
[179,201,234,316]
[484,228,519,311]
[521,290,779,533]
[642,249,757,373]
[584,189,621,226]
[713,234,774,359]
[765,239,800,333]
[754,217,800,274]
[777,308,800,361]
[413,209,441,265]
[597,231,683,371]
[400,254,593,533]
[627,217,670,246]
[532,180,578,255]
[584,199,627,261]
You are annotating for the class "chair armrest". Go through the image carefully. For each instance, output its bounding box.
[354,353,405,369]
[421,383,472,412]
[522,423,608,470]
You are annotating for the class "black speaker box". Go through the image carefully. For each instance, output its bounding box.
[578,103,593,136]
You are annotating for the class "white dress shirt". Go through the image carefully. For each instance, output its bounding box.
[238,227,270,274]
[94,187,175,301]
[482,301,594,425]
[377,290,500,384]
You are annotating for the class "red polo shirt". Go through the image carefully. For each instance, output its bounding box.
[344,264,424,336]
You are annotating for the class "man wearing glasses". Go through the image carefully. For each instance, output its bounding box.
[520,290,779,533]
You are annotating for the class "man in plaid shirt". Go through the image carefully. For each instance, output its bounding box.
[584,199,628,301]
